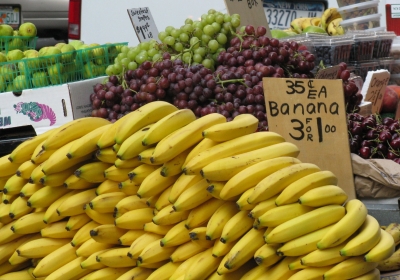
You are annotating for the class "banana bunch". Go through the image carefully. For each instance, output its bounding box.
[0,100,394,279]
[290,17,322,34]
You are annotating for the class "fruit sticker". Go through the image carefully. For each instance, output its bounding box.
[14,101,57,125]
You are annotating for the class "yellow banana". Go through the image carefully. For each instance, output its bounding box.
[300,17,313,30]
[27,185,70,208]
[160,147,191,177]
[151,113,226,165]
[67,123,112,159]
[19,182,42,198]
[30,141,56,164]
[146,261,181,280]
[40,221,77,238]
[288,266,335,280]
[377,246,400,271]
[127,232,162,259]
[118,229,146,246]
[144,222,174,235]
[16,237,70,258]
[28,162,45,184]
[9,196,32,220]
[248,195,278,220]
[317,199,368,249]
[161,220,191,247]
[11,211,46,234]
[127,164,159,185]
[137,146,156,165]
[90,224,128,245]
[212,239,236,257]
[3,174,28,195]
[80,248,109,269]
[301,243,350,267]
[118,180,139,197]
[88,267,133,279]
[299,184,348,207]
[137,238,177,265]
[220,210,253,243]
[0,154,20,177]
[364,228,396,262]
[70,220,101,247]
[63,174,96,190]
[206,181,228,200]
[8,233,41,265]
[321,7,342,31]
[114,207,154,229]
[311,17,321,26]
[75,237,113,257]
[351,268,381,280]
[16,160,37,180]
[0,234,36,264]
[2,192,17,205]
[384,223,400,245]
[183,137,218,167]
[32,242,77,278]
[172,178,212,212]
[154,185,173,211]
[169,251,204,280]
[57,188,97,217]
[74,161,112,183]
[254,243,283,268]
[236,187,256,211]
[189,226,208,241]
[41,117,110,151]
[43,190,79,224]
[89,191,127,213]
[185,247,222,279]
[219,156,301,200]
[116,124,154,161]
[95,146,118,163]
[114,157,142,169]
[0,175,11,191]
[116,266,153,280]
[241,264,270,280]
[275,170,338,206]
[45,256,90,280]
[114,195,147,216]
[206,201,239,241]
[324,256,379,279]
[290,17,307,33]
[170,240,211,263]
[185,198,225,230]
[137,167,179,199]
[248,163,321,205]
[97,112,131,149]
[0,268,37,280]
[96,247,137,267]
[0,261,31,277]
[96,179,120,195]
[265,205,346,244]
[103,165,131,182]
[201,142,300,182]
[84,203,115,225]
[115,101,178,145]
[169,174,203,204]
[153,204,189,226]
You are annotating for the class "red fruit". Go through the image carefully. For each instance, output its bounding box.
[381,86,399,113]
[256,26,267,37]
[359,146,371,159]
[390,138,400,150]
[379,130,392,142]
[245,25,255,35]
[394,158,400,164]
[387,151,398,160]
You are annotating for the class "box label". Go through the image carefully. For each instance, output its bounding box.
[127,7,159,42]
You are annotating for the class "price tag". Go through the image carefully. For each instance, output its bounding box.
[263,77,355,199]
[127,7,159,43]
[315,65,341,80]
[224,0,272,38]
[362,71,391,114]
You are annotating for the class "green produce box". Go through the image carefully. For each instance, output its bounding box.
[0,36,38,53]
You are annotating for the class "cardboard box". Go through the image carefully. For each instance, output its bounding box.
[0,76,106,136]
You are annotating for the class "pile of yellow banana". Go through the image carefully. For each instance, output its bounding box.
[0,100,395,279]
[290,7,345,36]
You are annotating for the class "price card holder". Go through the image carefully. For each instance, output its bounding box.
[315,65,341,80]
[263,77,356,199]
[127,7,159,43]
[362,71,390,114]
[224,0,272,38]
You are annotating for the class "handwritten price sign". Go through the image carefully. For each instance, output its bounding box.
[263,77,355,199]
[127,7,159,43]
[363,71,390,114]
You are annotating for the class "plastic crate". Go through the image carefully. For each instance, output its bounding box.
[312,36,354,66]
[105,42,128,64]
[0,36,38,53]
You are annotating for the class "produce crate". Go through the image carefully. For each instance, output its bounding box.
[0,36,38,53]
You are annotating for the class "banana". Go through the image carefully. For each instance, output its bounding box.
[8,129,55,163]
[2,193,18,205]
[241,264,271,280]
[57,188,97,217]
[41,221,77,238]
[30,142,56,165]
[255,203,314,229]
[97,112,131,149]
[0,268,36,280]
[80,248,109,269]
[116,125,155,161]
[28,162,46,184]
[0,154,20,177]
[67,123,112,159]
[151,113,226,165]
[384,223,400,245]
[189,226,208,241]
[27,185,70,208]
[248,163,321,205]
[300,17,313,30]
[183,138,218,167]
[220,157,301,200]
[32,243,76,278]
[116,267,153,280]
[75,237,113,257]
[137,238,177,265]
[3,174,28,195]
[311,17,321,26]
[96,147,118,163]
[127,232,163,259]
[301,243,350,267]
[17,237,70,258]
[114,195,147,216]
[153,205,189,226]
[365,228,396,262]
[206,181,229,200]
[185,198,225,230]
[201,142,300,182]
[138,260,170,269]
[160,147,191,177]
[84,203,115,225]
[254,243,283,268]
[144,222,174,235]
[265,205,345,244]
[137,146,156,165]
[84,267,131,280]
[377,246,400,271]
[155,185,173,211]
[299,185,348,207]
[16,160,37,180]
[103,165,131,182]
[43,190,79,224]
[236,187,256,211]
[146,261,181,280]
[96,247,137,267]
[161,220,191,247]
[114,157,142,169]
[90,224,128,245]
[63,174,96,190]
[202,114,258,142]
[290,18,307,34]
[74,161,112,183]
[327,17,343,36]
[170,240,211,262]
[321,7,342,31]
[183,131,285,175]
[142,108,197,146]
[185,247,222,279]
[9,196,32,220]
[117,180,138,198]
[0,175,10,191]
[45,256,89,280]
[70,220,101,247]
[114,207,154,229]
[317,199,368,250]
[248,195,278,220]
[115,101,178,145]
[118,229,146,246]
[127,164,159,185]
[89,192,127,213]
[217,228,265,275]
[220,210,253,244]
[19,182,42,198]
[351,268,380,280]
[208,261,257,280]
[0,234,36,264]
[324,256,379,279]
[169,174,203,204]
[137,167,179,198]
[275,170,338,206]
[340,215,381,257]
[96,179,120,195]
[8,233,41,265]
[0,261,31,277]
[41,117,110,151]
[288,266,335,280]
[11,211,46,234]
[169,251,204,280]
[212,239,236,257]
[172,178,212,212]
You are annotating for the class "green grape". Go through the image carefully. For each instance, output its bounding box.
[206,14,215,24]
[114,57,120,64]
[121,57,130,68]
[190,37,201,49]
[192,28,203,40]
[223,14,232,23]
[179,33,189,43]
[215,14,224,24]
[185,18,193,25]
[223,22,233,32]
[147,48,159,57]
[194,47,206,57]
[170,28,181,39]
[174,42,184,52]
[181,24,194,34]
[117,52,127,60]
[211,22,221,33]
[232,14,241,19]
[135,52,148,64]
[158,31,168,42]
[203,25,215,36]
[164,36,176,46]
[152,53,162,62]
[139,41,150,51]
[121,45,130,54]
[201,34,211,45]
[192,21,202,28]
[128,61,138,70]
[239,26,246,33]
[202,58,213,69]
[113,63,123,74]
[208,9,216,14]
[165,26,175,35]
[216,33,227,45]
[231,17,240,28]
[220,28,229,36]
[182,52,191,64]
[193,53,203,63]
[201,14,207,22]
[208,39,219,53]
[105,65,116,76]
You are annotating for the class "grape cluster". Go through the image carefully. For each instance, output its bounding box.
[336,62,363,113]
[347,113,400,164]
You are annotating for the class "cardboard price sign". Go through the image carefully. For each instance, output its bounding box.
[127,7,159,42]
[263,77,355,199]
[315,65,341,80]
[363,71,390,114]
[224,0,272,38]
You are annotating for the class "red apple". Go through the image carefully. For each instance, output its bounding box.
[381,86,399,113]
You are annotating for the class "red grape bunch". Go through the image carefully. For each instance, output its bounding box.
[337,62,363,114]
